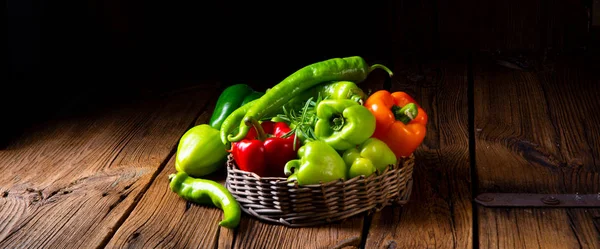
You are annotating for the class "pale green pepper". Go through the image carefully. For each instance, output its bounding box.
[176,124,228,177]
[284,140,347,185]
[343,137,397,178]
[314,99,376,151]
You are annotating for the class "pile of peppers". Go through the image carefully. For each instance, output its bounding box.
[168,56,428,229]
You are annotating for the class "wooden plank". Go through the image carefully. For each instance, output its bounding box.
[479,208,599,248]
[567,209,600,248]
[437,0,589,53]
[390,0,437,54]
[105,93,234,248]
[474,54,600,248]
[546,0,589,53]
[364,56,473,248]
[0,82,218,248]
[104,157,229,249]
[438,0,544,52]
[232,217,364,249]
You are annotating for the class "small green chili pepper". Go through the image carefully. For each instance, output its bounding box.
[227,56,393,143]
[219,98,259,146]
[168,172,241,229]
[314,99,376,151]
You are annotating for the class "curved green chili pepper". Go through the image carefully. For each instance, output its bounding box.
[227,56,393,143]
[219,98,259,146]
[168,172,241,229]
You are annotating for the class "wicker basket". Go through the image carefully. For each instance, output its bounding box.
[225,154,415,227]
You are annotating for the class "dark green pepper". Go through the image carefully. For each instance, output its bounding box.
[227,56,393,143]
[342,137,397,178]
[168,171,241,229]
[209,84,264,130]
[284,140,347,185]
[240,91,264,106]
[176,124,228,177]
[314,99,376,151]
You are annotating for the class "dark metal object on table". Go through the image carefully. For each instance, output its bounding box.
[475,193,600,207]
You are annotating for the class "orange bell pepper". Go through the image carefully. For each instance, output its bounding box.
[364,90,428,158]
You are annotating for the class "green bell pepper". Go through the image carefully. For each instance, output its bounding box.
[284,140,347,185]
[175,124,228,177]
[314,99,376,151]
[209,84,264,130]
[342,137,397,178]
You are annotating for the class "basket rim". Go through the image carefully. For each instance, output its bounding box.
[225,153,415,187]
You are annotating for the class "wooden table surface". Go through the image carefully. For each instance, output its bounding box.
[1,53,599,249]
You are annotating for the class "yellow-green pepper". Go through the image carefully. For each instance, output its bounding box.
[284,140,347,185]
[284,81,367,111]
[175,124,228,177]
[314,99,376,151]
[342,137,397,178]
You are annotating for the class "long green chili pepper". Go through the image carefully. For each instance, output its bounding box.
[168,172,241,229]
[227,56,393,142]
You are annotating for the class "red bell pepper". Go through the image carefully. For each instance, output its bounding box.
[230,118,298,177]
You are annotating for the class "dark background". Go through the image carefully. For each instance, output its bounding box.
[5,0,599,144]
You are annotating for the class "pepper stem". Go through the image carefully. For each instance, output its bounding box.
[369,64,394,78]
[244,117,267,141]
[331,115,345,131]
[392,103,418,124]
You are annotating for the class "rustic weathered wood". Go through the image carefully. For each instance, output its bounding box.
[364,56,473,248]
[105,93,236,248]
[389,0,437,54]
[545,0,589,53]
[104,158,229,249]
[474,54,600,248]
[232,216,364,249]
[0,83,218,248]
[437,0,589,53]
[439,0,545,52]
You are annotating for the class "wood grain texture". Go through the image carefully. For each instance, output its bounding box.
[105,93,233,249]
[232,216,364,249]
[545,0,589,53]
[105,157,228,249]
[474,54,600,248]
[0,83,218,248]
[389,0,437,54]
[479,208,599,248]
[567,209,600,248]
[364,56,472,248]
[439,0,544,52]
[437,0,589,53]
